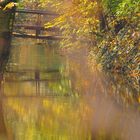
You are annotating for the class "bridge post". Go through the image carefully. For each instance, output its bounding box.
[36,14,41,37]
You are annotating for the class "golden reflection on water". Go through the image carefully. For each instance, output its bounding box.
[0,39,140,140]
[2,98,93,140]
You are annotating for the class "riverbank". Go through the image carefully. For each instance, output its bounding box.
[60,44,140,106]
[59,44,140,140]
[89,17,140,83]
[44,0,139,87]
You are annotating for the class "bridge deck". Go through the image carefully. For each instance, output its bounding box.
[14,24,59,31]
[13,9,61,40]
[15,9,58,16]
[12,32,64,40]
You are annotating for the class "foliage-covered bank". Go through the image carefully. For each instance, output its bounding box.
[44,0,139,82]
[91,0,140,78]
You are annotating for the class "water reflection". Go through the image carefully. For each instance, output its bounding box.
[3,39,72,97]
[0,34,11,71]
[0,38,140,140]
[0,32,12,140]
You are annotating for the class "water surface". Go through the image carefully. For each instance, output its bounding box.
[0,38,140,140]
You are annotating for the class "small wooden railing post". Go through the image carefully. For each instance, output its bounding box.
[36,14,41,37]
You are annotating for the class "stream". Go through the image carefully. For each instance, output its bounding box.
[0,35,139,140]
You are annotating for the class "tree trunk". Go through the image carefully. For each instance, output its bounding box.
[95,0,107,31]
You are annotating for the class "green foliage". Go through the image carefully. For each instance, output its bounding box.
[102,0,139,16]
[116,0,139,16]
[3,2,16,10]
[17,0,140,82]
[102,0,123,14]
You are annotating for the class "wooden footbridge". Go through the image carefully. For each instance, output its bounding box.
[13,9,62,40]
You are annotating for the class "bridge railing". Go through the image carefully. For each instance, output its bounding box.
[13,9,61,39]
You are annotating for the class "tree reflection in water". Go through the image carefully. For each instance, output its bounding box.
[0,32,12,140]
[0,39,140,140]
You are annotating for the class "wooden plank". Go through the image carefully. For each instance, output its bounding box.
[15,9,59,16]
[12,33,63,40]
[14,24,59,31]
